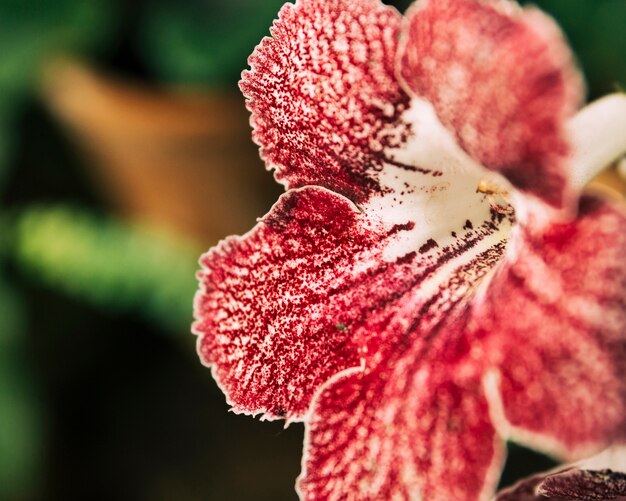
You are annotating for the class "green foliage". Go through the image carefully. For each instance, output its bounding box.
[11,206,201,334]
[0,0,116,185]
[0,277,41,498]
[139,0,286,87]
[0,115,13,191]
[0,278,23,350]
[0,0,113,95]
[0,363,41,499]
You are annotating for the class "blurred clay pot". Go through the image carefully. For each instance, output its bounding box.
[42,60,280,246]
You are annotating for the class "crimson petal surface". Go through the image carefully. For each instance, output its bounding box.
[479,197,626,457]
[299,354,504,500]
[399,0,583,207]
[240,0,412,204]
[194,187,373,420]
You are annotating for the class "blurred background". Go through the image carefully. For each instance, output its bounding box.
[0,0,623,500]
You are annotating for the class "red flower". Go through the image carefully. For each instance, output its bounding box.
[193,0,626,498]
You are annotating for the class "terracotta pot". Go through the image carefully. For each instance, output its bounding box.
[42,60,280,246]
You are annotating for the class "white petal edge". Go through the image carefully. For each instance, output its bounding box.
[575,445,626,471]
[568,93,626,190]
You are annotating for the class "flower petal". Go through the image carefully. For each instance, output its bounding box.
[193,178,512,421]
[240,0,412,203]
[193,187,372,420]
[496,473,547,501]
[295,226,518,499]
[271,193,624,498]
[399,0,583,207]
[298,355,504,500]
[568,94,626,190]
[479,196,626,458]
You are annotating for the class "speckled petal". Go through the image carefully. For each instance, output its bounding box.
[194,187,371,421]
[198,1,626,498]
[480,197,626,458]
[399,0,583,207]
[240,0,412,204]
[296,238,513,500]
[293,195,626,499]
[194,180,513,422]
[298,329,504,501]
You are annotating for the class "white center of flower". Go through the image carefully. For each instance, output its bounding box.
[362,97,513,263]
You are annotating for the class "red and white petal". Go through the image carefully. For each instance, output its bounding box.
[198,71,524,421]
[298,357,504,500]
[240,0,411,203]
[296,234,516,500]
[241,0,526,224]
[399,0,583,208]
[478,196,626,458]
[496,474,546,501]
[359,97,516,286]
[194,187,376,421]
[194,179,512,421]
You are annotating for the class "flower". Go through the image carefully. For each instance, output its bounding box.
[193,0,626,499]
[497,445,626,500]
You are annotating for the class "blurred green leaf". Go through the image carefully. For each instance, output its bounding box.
[0,276,24,356]
[0,0,115,96]
[0,0,118,191]
[0,122,13,191]
[0,365,41,498]
[0,277,41,498]
[11,206,201,333]
[140,0,286,87]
